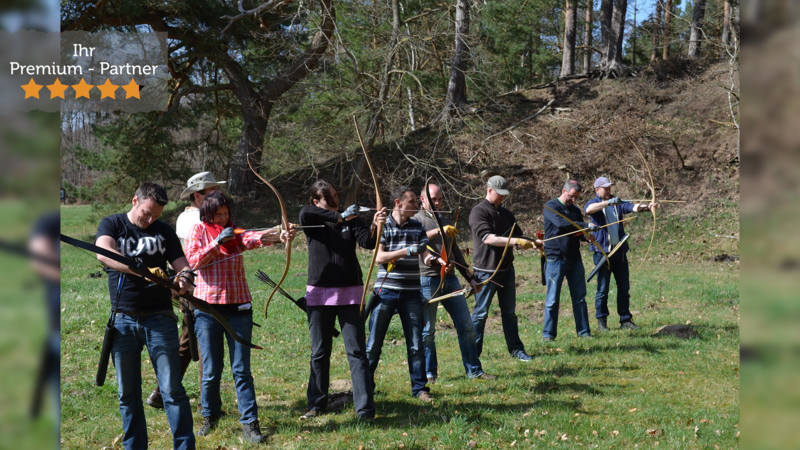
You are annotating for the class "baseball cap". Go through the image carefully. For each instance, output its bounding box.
[487,175,510,195]
[593,177,613,188]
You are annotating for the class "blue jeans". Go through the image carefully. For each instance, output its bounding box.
[421,275,485,378]
[366,288,429,397]
[112,313,195,450]
[471,265,525,357]
[593,252,632,322]
[543,258,591,338]
[193,310,258,424]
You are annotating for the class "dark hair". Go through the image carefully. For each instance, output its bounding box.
[309,179,339,207]
[391,185,415,202]
[563,180,582,192]
[200,190,231,223]
[135,182,168,206]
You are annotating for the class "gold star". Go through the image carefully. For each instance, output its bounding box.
[72,78,94,99]
[46,78,68,99]
[122,78,141,99]
[97,78,119,99]
[21,78,43,99]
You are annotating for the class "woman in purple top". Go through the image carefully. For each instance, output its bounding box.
[297,180,386,421]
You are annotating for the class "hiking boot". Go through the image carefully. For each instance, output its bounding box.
[299,410,323,420]
[597,317,609,332]
[197,415,220,437]
[476,373,498,380]
[242,420,265,443]
[146,388,164,409]
[417,391,434,403]
[357,415,375,424]
[620,320,640,330]
[512,350,533,362]
[427,377,437,385]
[542,336,554,342]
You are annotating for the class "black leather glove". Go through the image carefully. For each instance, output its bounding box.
[214,227,235,245]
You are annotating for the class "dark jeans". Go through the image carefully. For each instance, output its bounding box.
[112,313,195,450]
[366,288,429,397]
[543,258,591,339]
[593,252,632,322]
[153,304,202,397]
[420,275,484,378]
[471,265,525,357]
[193,310,257,424]
[306,304,375,418]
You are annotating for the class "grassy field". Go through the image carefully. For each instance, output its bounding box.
[60,203,739,449]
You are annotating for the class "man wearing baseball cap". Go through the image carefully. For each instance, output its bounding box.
[146,172,226,409]
[469,175,542,361]
[584,176,657,331]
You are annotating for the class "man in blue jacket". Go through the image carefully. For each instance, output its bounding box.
[584,177,658,331]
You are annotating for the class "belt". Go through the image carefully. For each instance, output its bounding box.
[117,309,178,321]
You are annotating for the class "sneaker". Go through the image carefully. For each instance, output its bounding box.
[512,350,533,362]
[597,317,609,332]
[146,389,164,409]
[476,373,498,380]
[242,420,265,443]
[299,410,322,421]
[197,415,220,437]
[417,391,434,403]
[620,320,640,330]
[542,337,554,342]
[427,377,437,385]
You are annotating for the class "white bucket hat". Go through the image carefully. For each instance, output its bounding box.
[180,172,226,199]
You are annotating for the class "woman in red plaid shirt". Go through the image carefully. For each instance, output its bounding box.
[184,190,293,443]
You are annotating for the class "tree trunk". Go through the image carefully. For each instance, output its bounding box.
[345,0,402,207]
[227,0,336,195]
[584,0,593,73]
[688,0,707,57]
[599,0,614,68]
[650,0,662,62]
[611,0,627,64]
[560,0,578,77]
[721,0,731,53]
[662,0,672,59]
[443,0,471,110]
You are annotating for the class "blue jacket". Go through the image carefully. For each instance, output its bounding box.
[584,196,637,254]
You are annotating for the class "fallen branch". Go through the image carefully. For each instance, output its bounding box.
[708,118,737,127]
[484,99,555,143]
[708,231,738,240]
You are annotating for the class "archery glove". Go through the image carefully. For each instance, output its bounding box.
[215,227,236,245]
[148,267,169,280]
[341,204,360,221]
[607,197,622,205]
[443,225,458,238]
[587,223,599,232]
[406,243,427,256]
[516,238,534,250]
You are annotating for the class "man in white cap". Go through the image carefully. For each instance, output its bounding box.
[146,172,226,409]
[469,175,541,362]
[584,176,657,331]
[175,172,227,245]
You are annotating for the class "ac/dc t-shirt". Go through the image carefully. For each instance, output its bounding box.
[96,213,185,313]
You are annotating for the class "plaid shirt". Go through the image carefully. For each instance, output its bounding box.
[184,223,269,305]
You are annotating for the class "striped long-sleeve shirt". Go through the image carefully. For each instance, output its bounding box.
[373,214,426,291]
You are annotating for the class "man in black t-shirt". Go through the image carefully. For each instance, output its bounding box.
[95,182,196,450]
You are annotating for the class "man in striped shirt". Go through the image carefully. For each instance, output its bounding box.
[366,186,447,402]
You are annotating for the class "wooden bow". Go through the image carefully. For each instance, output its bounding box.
[354,115,384,315]
[543,204,610,269]
[247,155,292,319]
[630,138,656,272]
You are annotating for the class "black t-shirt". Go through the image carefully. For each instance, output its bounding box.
[96,213,185,313]
[31,211,60,331]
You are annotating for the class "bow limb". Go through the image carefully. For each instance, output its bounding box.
[247,155,291,320]
[630,139,657,272]
[425,176,449,298]
[60,234,262,350]
[543,205,610,269]
[354,115,384,315]
[466,224,516,300]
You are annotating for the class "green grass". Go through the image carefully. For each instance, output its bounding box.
[60,205,739,449]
